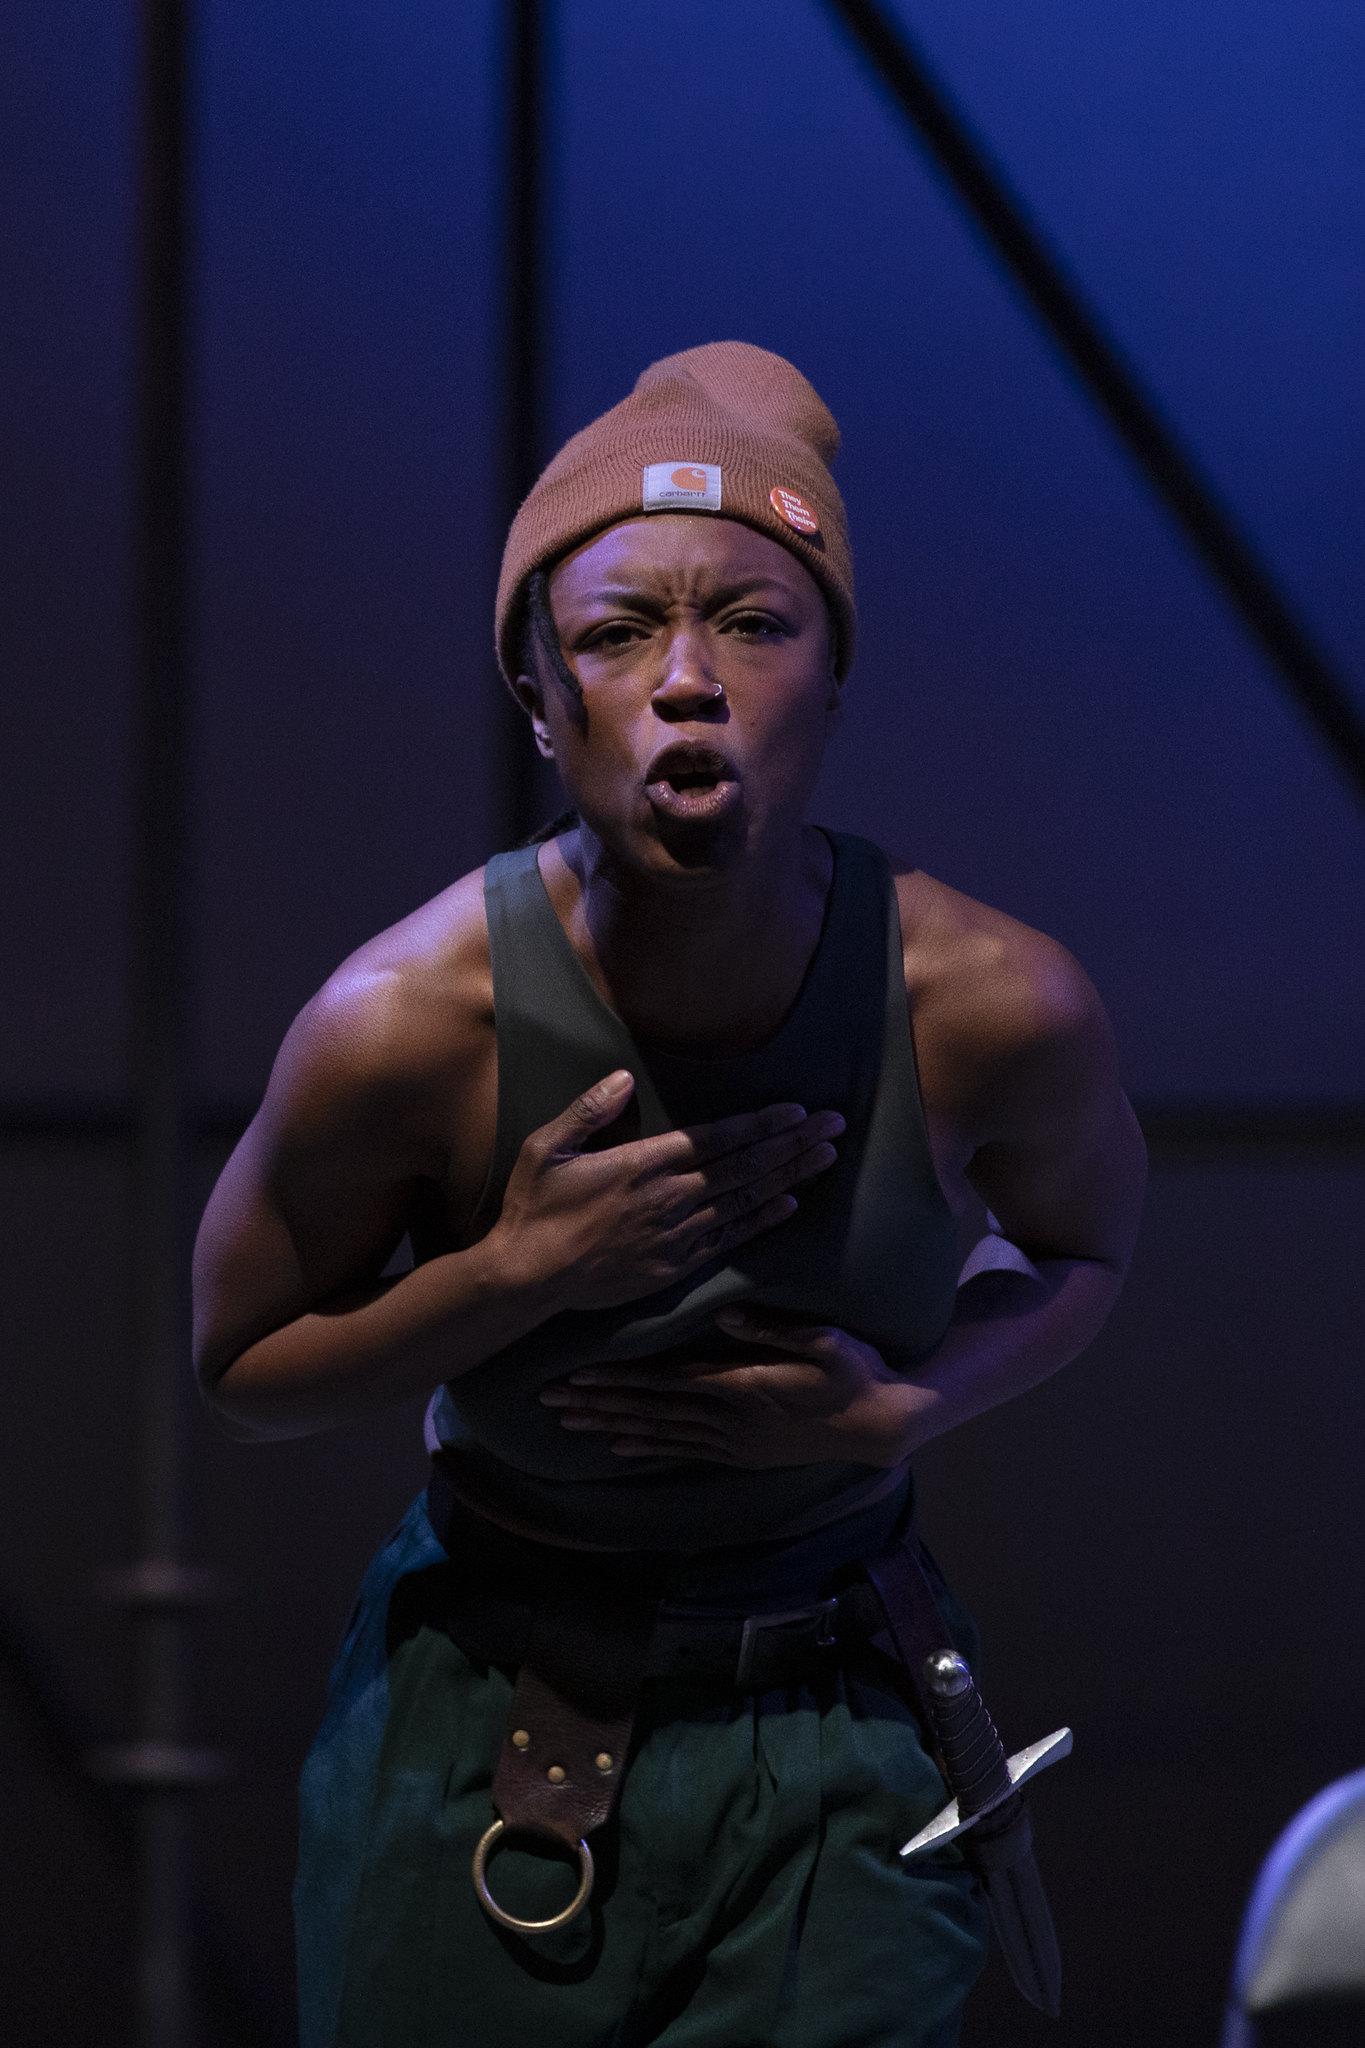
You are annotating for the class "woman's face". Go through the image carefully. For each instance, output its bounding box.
[517,514,840,882]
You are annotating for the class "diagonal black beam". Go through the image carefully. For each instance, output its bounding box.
[819,0,1365,806]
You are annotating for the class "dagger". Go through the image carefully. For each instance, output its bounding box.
[900,1650,1072,2017]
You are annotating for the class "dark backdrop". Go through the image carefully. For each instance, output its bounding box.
[2,1,1363,2042]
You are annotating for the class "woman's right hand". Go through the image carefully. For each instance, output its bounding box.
[489,1070,843,1312]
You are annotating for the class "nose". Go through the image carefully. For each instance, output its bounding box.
[650,628,726,723]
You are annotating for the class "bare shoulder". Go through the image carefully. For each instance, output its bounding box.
[891,864,1118,1147]
[256,864,494,1175]
[894,867,1101,1042]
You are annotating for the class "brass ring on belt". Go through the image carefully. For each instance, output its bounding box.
[472,1818,595,1933]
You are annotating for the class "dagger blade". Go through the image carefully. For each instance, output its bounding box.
[973,1794,1063,2017]
[906,1650,1069,2017]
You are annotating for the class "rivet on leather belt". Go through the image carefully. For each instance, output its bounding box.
[475,1593,655,1935]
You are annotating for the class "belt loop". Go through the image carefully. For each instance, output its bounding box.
[733,1597,839,1688]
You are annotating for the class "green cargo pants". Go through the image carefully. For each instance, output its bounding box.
[297,1496,989,2048]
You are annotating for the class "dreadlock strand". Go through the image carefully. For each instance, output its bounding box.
[526,568,582,703]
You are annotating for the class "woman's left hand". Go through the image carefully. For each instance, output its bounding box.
[538,1306,933,1468]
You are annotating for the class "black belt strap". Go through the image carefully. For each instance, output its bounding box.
[859,1537,959,1789]
[428,1456,964,1837]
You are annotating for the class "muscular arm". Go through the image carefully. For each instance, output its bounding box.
[192,905,538,1440]
[895,870,1145,1450]
[193,883,844,1441]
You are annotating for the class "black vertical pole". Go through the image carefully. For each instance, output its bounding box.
[126,1,198,2039]
[496,0,549,847]
[86,0,229,2034]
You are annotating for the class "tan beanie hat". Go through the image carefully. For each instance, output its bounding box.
[495,340,856,685]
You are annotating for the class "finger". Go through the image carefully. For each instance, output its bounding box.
[712,1306,842,1356]
[604,1413,732,1448]
[683,1190,801,1266]
[661,1100,837,1171]
[622,1105,805,1185]
[534,1070,635,1157]
[551,1387,728,1425]
[540,1369,695,1402]
[672,1101,807,1164]
[688,1138,839,1234]
[556,1360,733,1392]
[596,1103,807,1201]
[690,1111,845,1200]
[616,1111,842,1234]
[553,1407,733,1451]
[541,1376,683,1403]
[611,1432,740,1463]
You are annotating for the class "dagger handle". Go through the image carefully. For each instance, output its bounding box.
[922,1652,1013,1817]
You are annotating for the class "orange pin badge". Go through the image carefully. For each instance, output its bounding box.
[770,485,819,535]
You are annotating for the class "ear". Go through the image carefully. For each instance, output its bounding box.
[824,653,845,735]
[513,674,556,759]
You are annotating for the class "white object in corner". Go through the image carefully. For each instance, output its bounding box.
[957,1232,1044,1288]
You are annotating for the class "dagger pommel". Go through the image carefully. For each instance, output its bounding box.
[924,1649,973,1700]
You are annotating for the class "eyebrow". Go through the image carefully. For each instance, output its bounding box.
[568,576,795,610]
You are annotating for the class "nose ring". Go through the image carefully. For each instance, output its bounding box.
[708,682,726,706]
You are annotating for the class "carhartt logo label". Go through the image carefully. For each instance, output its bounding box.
[769,485,819,535]
[642,461,723,512]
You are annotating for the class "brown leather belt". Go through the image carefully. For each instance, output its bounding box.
[426,1455,955,1935]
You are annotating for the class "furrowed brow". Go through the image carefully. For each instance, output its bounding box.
[573,576,790,614]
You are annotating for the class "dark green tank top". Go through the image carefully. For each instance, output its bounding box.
[425,830,959,1551]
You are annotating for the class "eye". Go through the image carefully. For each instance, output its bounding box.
[726,611,787,641]
[581,620,647,653]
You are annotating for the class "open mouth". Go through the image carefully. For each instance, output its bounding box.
[643,744,741,822]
